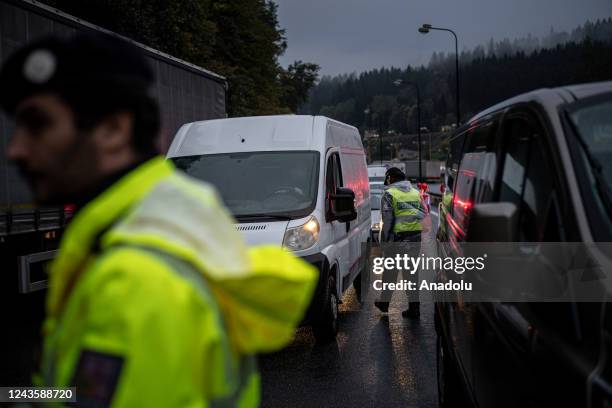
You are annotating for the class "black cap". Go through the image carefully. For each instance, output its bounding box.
[385,167,406,181]
[0,32,155,115]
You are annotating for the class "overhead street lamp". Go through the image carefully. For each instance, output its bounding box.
[394,79,422,181]
[364,107,383,164]
[419,23,461,126]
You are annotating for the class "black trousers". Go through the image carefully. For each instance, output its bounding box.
[378,230,422,303]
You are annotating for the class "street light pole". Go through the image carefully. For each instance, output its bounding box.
[377,114,383,165]
[394,79,422,181]
[380,133,383,165]
[364,107,383,164]
[419,24,461,126]
[416,85,422,181]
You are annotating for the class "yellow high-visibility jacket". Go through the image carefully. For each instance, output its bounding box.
[387,186,425,233]
[38,157,317,407]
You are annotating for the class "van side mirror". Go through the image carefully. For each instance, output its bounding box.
[329,187,357,223]
[466,202,517,242]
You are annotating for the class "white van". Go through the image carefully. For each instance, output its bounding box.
[167,115,371,341]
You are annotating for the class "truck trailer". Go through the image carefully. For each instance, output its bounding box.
[0,0,227,385]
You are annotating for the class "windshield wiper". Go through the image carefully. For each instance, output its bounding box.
[235,213,293,220]
[564,111,612,217]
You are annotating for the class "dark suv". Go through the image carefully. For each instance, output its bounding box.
[436,81,612,407]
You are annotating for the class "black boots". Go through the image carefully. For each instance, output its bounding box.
[402,302,420,319]
[374,301,389,313]
[375,301,420,318]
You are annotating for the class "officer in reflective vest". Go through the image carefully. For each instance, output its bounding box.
[0,33,316,407]
[375,167,426,318]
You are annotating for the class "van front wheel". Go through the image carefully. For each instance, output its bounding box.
[313,275,338,342]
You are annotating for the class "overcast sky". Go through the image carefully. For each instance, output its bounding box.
[275,0,612,77]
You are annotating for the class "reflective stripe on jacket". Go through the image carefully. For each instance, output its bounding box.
[38,157,317,407]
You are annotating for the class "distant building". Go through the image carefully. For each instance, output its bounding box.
[398,148,418,160]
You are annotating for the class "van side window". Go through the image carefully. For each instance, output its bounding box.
[498,116,564,241]
[339,152,367,206]
[468,120,498,203]
[498,119,530,208]
[325,153,342,218]
[520,129,563,241]
[326,155,335,195]
[452,119,498,228]
[325,155,334,216]
[333,154,343,188]
[445,134,465,195]
[443,133,465,216]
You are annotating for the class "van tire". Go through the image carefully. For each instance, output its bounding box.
[437,334,466,408]
[313,274,338,342]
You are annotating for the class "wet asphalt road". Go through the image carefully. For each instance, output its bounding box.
[260,215,439,408]
[259,289,438,408]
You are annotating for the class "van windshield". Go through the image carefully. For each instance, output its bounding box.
[172,151,320,220]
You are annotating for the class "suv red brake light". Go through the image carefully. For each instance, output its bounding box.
[454,197,473,211]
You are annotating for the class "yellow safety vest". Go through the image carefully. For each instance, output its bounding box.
[388,187,424,233]
[37,157,317,407]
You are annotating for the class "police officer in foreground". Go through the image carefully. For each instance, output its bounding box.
[374,167,426,318]
[0,33,316,407]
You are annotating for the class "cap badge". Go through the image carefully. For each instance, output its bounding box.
[23,49,57,84]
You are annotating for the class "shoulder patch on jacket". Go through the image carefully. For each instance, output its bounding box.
[72,350,123,407]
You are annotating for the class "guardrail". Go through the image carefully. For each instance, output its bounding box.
[0,207,70,236]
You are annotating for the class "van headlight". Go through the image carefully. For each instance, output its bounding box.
[283,216,319,251]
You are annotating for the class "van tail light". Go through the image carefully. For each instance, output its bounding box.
[420,182,429,192]
[440,184,446,194]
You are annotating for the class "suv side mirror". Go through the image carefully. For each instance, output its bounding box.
[466,202,517,242]
[329,187,357,223]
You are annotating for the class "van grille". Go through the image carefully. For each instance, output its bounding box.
[235,224,267,231]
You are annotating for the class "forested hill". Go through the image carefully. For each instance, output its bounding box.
[302,18,612,133]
